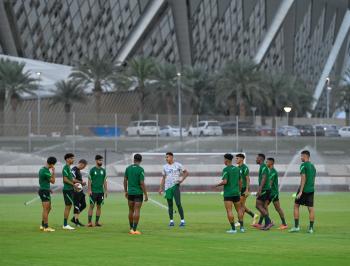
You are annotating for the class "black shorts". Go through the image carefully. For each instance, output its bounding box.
[63,190,74,206]
[241,187,247,197]
[224,196,240,203]
[38,189,51,202]
[73,191,86,213]
[128,194,143,202]
[89,192,104,206]
[257,190,271,202]
[295,190,314,207]
[269,193,279,202]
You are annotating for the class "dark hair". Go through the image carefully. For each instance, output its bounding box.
[95,154,103,160]
[224,153,233,161]
[134,153,142,162]
[64,153,74,160]
[236,153,245,159]
[267,157,275,163]
[47,156,57,165]
[301,150,310,157]
[78,159,87,165]
[257,153,266,160]
[166,152,174,156]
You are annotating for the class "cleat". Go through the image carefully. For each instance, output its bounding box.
[252,223,263,229]
[234,222,240,227]
[240,227,245,233]
[43,227,55,232]
[169,221,175,227]
[261,223,274,231]
[289,227,300,233]
[87,222,94,227]
[133,230,142,235]
[76,220,85,227]
[226,229,237,234]
[307,227,314,234]
[252,214,259,225]
[129,230,135,235]
[40,225,44,231]
[62,225,75,230]
[70,218,78,225]
[179,222,186,227]
[279,224,288,230]
[95,223,102,227]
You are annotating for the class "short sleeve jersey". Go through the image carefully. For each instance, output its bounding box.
[162,162,184,191]
[269,167,279,195]
[62,164,73,190]
[300,161,316,193]
[89,167,107,193]
[39,167,52,190]
[258,163,270,190]
[239,164,249,188]
[222,165,240,197]
[125,164,145,195]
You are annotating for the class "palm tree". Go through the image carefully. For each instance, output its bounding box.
[69,53,120,124]
[334,68,350,126]
[216,60,260,118]
[0,58,37,135]
[113,56,156,119]
[50,80,87,135]
[151,62,178,123]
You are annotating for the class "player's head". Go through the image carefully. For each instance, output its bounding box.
[47,156,57,168]
[95,154,103,167]
[77,159,87,170]
[165,152,174,164]
[235,153,245,165]
[256,153,265,164]
[301,150,310,162]
[134,153,142,164]
[64,153,75,165]
[266,157,275,167]
[224,153,233,165]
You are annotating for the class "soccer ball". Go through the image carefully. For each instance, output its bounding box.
[75,183,83,192]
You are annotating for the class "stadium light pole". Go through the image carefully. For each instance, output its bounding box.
[251,106,257,125]
[283,106,292,126]
[327,86,332,119]
[36,72,41,135]
[177,72,183,141]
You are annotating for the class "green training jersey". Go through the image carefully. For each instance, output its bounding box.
[300,161,316,193]
[39,166,52,190]
[89,166,107,193]
[62,164,73,191]
[124,164,145,195]
[258,163,270,190]
[269,167,279,196]
[222,165,240,197]
[239,164,249,189]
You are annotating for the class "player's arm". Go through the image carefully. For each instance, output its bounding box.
[245,168,250,193]
[179,169,189,183]
[215,171,228,187]
[49,167,55,184]
[297,174,306,199]
[159,175,165,194]
[104,176,108,198]
[257,174,267,196]
[124,176,128,199]
[88,176,92,196]
[140,180,148,202]
[71,169,81,184]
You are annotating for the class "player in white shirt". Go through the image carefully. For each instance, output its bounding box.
[159,152,189,227]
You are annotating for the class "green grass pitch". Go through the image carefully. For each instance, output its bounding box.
[0,192,349,266]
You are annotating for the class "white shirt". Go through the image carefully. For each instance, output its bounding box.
[162,162,185,190]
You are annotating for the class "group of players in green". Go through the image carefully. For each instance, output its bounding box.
[38,150,316,234]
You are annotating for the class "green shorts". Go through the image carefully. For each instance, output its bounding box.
[38,189,51,202]
[269,193,279,202]
[63,190,74,206]
[164,185,179,200]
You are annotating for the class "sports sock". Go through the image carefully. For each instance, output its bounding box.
[42,220,44,227]
[129,222,133,229]
[44,223,48,228]
[265,215,271,225]
[96,216,100,223]
[133,223,138,231]
[258,216,264,225]
[230,222,235,231]
[294,219,299,228]
[63,218,67,226]
[181,219,185,223]
[239,221,244,228]
[281,218,287,226]
[177,204,184,220]
[309,221,314,229]
[246,210,254,218]
[88,215,92,223]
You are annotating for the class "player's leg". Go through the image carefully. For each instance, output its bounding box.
[233,200,244,232]
[132,200,143,234]
[76,193,86,226]
[241,194,255,219]
[63,191,75,230]
[224,200,236,233]
[128,199,135,232]
[256,199,269,226]
[72,191,79,225]
[273,200,288,229]
[174,185,185,226]
[307,206,315,233]
[42,201,49,228]
[289,203,300,232]
[167,198,174,226]
[95,194,103,226]
[87,193,95,227]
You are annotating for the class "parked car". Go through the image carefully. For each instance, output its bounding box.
[159,125,188,137]
[188,120,223,136]
[257,125,274,136]
[277,126,301,136]
[295,124,314,136]
[338,126,350,137]
[313,124,340,137]
[125,120,159,136]
[219,121,258,135]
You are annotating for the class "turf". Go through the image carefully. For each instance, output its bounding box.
[0,192,349,266]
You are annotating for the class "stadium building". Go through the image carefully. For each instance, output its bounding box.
[0,0,350,117]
